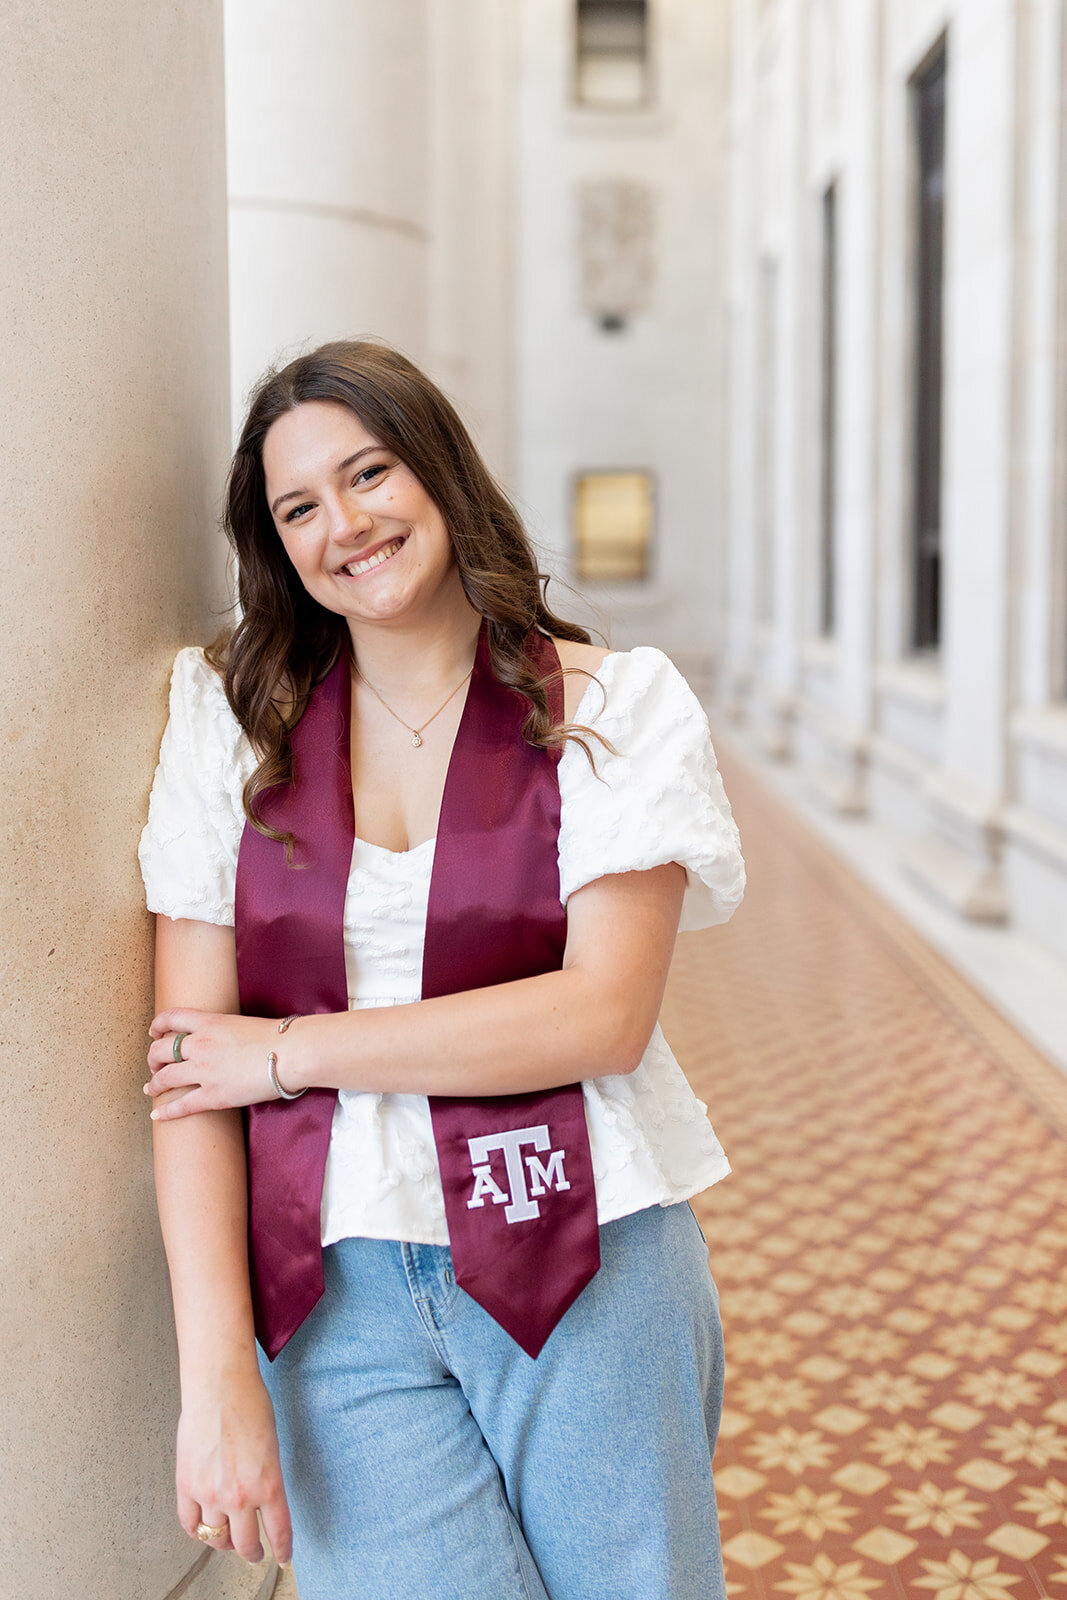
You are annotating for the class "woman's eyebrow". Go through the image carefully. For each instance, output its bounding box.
[270,446,382,514]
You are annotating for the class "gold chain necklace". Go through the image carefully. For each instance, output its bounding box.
[353,661,475,748]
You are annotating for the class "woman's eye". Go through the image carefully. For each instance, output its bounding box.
[284,502,315,523]
[355,464,387,486]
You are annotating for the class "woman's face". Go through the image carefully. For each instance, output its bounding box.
[262,400,458,630]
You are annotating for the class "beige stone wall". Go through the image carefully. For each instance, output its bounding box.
[0,2,252,1595]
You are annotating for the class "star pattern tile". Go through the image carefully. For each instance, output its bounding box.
[664,752,1067,1600]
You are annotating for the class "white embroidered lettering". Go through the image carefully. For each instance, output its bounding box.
[525,1148,569,1197]
[466,1164,509,1209]
[467,1125,556,1223]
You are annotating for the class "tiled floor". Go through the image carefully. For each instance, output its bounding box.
[670,753,1067,1600]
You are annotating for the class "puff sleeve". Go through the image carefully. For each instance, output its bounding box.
[137,647,252,925]
[557,647,745,932]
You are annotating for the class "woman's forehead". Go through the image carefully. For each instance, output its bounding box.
[263,401,381,484]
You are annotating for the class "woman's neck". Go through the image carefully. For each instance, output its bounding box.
[346,594,482,699]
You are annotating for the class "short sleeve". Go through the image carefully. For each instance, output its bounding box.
[557,647,745,932]
[137,647,252,926]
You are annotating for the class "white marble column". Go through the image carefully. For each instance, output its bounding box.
[0,2,240,1597]
[940,0,1016,797]
[763,0,808,757]
[426,0,515,478]
[818,0,882,812]
[1003,0,1067,961]
[224,0,432,428]
[724,0,760,716]
[901,0,1018,919]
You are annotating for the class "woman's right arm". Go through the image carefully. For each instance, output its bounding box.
[152,914,293,1568]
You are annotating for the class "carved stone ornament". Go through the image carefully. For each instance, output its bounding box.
[578,179,654,322]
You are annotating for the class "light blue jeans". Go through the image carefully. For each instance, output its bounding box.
[259,1202,726,1600]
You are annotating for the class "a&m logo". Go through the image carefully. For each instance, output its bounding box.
[466,1124,571,1224]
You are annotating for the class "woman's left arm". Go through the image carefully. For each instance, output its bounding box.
[147,860,685,1116]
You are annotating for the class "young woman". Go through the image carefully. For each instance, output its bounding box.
[139,340,744,1600]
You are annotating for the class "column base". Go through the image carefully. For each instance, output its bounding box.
[899,771,1008,924]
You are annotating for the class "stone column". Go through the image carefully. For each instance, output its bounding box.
[723,0,760,718]
[0,3,238,1597]
[825,0,882,812]
[902,0,1018,920]
[940,0,1016,800]
[1003,0,1067,961]
[225,0,432,429]
[763,0,807,757]
[426,0,516,478]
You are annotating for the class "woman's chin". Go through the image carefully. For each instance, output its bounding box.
[339,581,461,631]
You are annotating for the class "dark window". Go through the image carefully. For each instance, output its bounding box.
[819,183,838,636]
[576,1,650,109]
[910,41,946,651]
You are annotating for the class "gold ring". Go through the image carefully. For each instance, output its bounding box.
[173,1032,189,1063]
[195,1520,228,1542]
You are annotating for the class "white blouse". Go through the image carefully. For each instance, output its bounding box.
[139,645,745,1245]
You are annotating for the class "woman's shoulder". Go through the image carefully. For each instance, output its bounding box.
[169,642,226,696]
[554,640,744,927]
[141,646,247,923]
[554,637,611,725]
[164,645,249,765]
[552,638,694,730]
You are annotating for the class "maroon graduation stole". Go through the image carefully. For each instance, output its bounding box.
[235,627,600,1360]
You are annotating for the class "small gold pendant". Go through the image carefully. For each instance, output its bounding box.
[411,730,423,748]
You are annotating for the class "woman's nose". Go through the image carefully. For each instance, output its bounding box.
[329,499,373,541]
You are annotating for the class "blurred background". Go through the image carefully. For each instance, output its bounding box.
[4,2,1067,1596]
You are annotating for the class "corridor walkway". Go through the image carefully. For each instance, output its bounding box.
[673,753,1067,1600]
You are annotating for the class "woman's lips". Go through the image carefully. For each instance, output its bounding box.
[337,536,407,578]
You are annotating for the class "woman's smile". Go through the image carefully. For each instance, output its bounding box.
[335,534,408,580]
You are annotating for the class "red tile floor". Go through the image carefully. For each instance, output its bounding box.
[670,751,1067,1599]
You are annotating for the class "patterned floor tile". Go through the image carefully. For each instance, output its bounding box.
[664,752,1067,1600]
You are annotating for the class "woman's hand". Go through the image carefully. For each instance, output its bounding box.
[146,1009,290,1118]
[176,1364,293,1567]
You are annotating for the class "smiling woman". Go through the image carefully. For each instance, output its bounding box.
[263,401,456,633]
[138,339,744,1600]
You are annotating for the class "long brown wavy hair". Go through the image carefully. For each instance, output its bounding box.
[210,339,596,841]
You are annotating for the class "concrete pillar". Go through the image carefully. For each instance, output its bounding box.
[225,0,432,427]
[0,3,236,1597]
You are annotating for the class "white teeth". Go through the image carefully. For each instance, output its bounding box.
[341,538,404,577]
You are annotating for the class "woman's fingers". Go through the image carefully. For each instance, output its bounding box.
[226,1507,264,1564]
[179,1494,234,1554]
[260,1487,294,1569]
[177,1489,201,1542]
[197,1507,236,1554]
[145,1063,192,1096]
[148,1036,189,1072]
[150,1007,210,1040]
[151,1088,209,1121]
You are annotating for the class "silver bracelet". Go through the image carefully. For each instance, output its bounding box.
[267,1050,307,1100]
[268,1014,307,1100]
